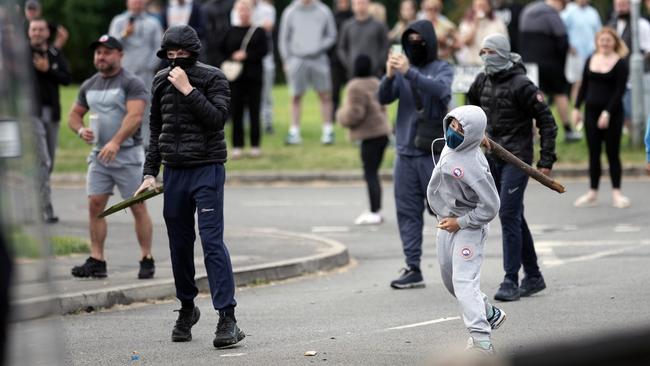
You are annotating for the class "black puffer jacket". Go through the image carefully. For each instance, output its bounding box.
[467,63,557,168]
[144,26,230,177]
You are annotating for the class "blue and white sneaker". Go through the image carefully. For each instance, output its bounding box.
[390,266,425,289]
[487,305,506,330]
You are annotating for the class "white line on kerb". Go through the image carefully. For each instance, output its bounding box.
[386,316,461,331]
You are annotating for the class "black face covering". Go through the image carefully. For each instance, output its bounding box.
[169,55,197,69]
[409,41,428,66]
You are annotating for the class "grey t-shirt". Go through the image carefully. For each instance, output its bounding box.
[77,69,147,167]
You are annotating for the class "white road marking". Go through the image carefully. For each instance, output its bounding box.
[536,240,650,268]
[220,353,246,357]
[386,316,461,331]
[241,201,348,207]
[311,226,350,233]
[614,224,642,233]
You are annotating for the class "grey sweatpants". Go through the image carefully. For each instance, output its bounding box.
[34,107,59,218]
[437,225,492,342]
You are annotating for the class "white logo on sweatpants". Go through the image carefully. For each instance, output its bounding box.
[200,208,215,213]
[508,187,519,194]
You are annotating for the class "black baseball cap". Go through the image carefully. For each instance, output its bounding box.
[90,34,123,51]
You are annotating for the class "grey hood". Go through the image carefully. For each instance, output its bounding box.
[427,105,500,229]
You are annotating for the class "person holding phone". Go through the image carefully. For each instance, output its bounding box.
[378,20,453,289]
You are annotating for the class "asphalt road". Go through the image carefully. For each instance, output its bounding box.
[8,178,650,365]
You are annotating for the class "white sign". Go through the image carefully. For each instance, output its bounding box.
[0,119,21,158]
[452,63,539,94]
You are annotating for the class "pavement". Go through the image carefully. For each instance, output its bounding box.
[10,185,350,321]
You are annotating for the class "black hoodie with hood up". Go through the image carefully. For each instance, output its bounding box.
[378,20,453,157]
[144,25,230,177]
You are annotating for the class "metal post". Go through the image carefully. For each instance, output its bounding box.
[630,0,645,147]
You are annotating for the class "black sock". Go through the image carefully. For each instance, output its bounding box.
[219,306,236,321]
[563,122,573,132]
[181,300,195,310]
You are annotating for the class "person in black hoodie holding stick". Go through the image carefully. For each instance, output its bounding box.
[135,25,245,349]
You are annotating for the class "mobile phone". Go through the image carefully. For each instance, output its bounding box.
[391,44,403,55]
[128,16,136,23]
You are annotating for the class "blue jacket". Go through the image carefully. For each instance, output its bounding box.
[378,20,453,157]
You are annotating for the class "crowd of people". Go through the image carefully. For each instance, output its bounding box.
[23,0,650,356]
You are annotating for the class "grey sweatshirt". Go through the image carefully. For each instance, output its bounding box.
[109,12,163,88]
[278,0,337,62]
[337,17,389,78]
[427,105,500,229]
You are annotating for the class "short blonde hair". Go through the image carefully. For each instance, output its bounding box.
[368,2,386,24]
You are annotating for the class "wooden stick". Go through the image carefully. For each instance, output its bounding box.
[98,185,164,218]
[485,138,566,194]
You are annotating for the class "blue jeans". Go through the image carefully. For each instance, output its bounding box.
[163,164,236,310]
[487,156,541,284]
[394,154,434,269]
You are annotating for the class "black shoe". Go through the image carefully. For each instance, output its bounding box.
[71,257,107,278]
[138,256,155,279]
[487,305,506,330]
[494,279,520,301]
[213,313,245,348]
[171,306,201,342]
[520,275,546,297]
[390,266,425,289]
[44,215,59,224]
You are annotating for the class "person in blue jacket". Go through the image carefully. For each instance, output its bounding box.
[378,19,453,289]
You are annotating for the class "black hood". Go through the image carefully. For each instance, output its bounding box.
[156,25,202,59]
[401,20,438,64]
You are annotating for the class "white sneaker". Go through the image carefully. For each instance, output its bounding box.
[285,131,302,145]
[612,195,630,209]
[574,193,597,208]
[321,125,335,145]
[231,148,243,160]
[465,337,494,355]
[354,212,383,225]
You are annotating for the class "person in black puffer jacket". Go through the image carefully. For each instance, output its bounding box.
[467,34,557,303]
[136,25,245,349]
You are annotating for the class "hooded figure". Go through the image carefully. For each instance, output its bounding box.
[425,105,502,353]
[427,106,499,226]
[156,25,202,68]
[480,34,522,75]
[378,19,454,289]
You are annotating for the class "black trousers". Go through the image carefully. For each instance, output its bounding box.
[584,106,624,189]
[361,135,389,213]
[231,80,262,148]
[331,61,347,121]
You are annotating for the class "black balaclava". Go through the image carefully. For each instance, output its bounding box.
[353,54,372,77]
[401,20,438,67]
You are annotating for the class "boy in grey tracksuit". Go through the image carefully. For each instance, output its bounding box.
[427,105,505,353]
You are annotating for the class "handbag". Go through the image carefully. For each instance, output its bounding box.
[410,84,444,154]
[220,26,257,81]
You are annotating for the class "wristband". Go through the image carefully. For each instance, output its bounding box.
[143,175,155,181]
[77,127,85,137]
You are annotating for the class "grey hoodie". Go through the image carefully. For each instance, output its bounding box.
[426,106,500,229]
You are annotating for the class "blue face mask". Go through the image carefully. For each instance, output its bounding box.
[446,127,464,149]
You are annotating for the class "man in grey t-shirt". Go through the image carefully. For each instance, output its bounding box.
[67,35,155,280]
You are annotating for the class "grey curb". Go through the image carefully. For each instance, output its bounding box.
[11,229,349,322]
[51,165,649,185]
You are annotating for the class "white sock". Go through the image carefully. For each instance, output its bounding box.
[289,126,300,135]
[322,124,333,134]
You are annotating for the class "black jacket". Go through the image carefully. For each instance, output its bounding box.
[144,26,230,177]
[31,46,71,121]
[467,63,557,169]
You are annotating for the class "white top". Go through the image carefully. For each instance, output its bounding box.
[167,0,194,27]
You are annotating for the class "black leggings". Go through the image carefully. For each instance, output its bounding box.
[584,106,623,189]
[361,135,389,213]
[231,80,262,148]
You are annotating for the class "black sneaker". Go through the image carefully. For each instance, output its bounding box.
[213,314,245,348]
[138,256,155,279]
[494,279,520,301]
[390,266,425,289]
[71,257,107,278]
[487,305,506,330]
[171,306,201,342]
[520,275,546,297]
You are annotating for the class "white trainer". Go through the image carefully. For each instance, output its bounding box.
[354,212,383,225]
